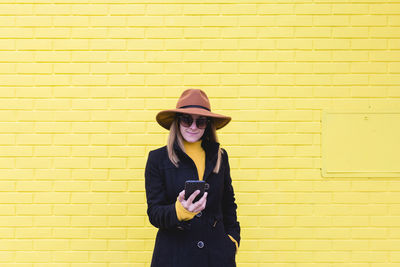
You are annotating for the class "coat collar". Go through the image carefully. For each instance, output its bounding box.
[174,138,220,160]
[173,138,220,180]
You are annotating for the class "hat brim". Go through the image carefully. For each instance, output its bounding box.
[156,108,231,130]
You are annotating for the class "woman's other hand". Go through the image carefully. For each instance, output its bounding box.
[177,190,208,213]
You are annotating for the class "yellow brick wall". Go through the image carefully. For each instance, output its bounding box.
[1,1,400,266]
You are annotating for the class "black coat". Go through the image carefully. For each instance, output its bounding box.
[145,139,241,267]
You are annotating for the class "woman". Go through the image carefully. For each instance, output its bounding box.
[145,89,241,267]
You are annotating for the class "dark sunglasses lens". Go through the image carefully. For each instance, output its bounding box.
[180,115,192,127]
[196,118,207,129]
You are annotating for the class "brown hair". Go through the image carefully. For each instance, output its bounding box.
[167,117,223,174]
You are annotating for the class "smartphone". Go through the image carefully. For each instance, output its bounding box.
[184,180,209,203]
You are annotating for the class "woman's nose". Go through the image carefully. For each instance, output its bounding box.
[189,119,198,129]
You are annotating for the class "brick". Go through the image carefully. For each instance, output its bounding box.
[53,39,89,50]
[71,146,108,157]
[16,63,53,74]
[34,193,69,204]
[35,51,71,62]
[276,15,313,26]
[16,39,51,50]
[34,146,70,156]
[53,204,89,215]
[35,28,70,38]
[16,228,52,238]
[277,63,312,73]
[165,39,201,50]
[182,51,219,61]
[351,15,387,26]
[53,134,90,145]
[332,4,369,14]
[91,134,126,145]
[0,28,33,38]
[71,4,108,15]
[0,16,14,26]
[71,169,107,181]
[71,51,108,62]
[71,75,108,86]
[54,63,90,74]
[239,39,275,50]
[259,4,294,14]
[109,28,145,39]
[165,63,200,73]
[127,16,164,26]
[54,111,90,121]
[110,122,146,134]
[371,27,400,38]
[72,99,108,110]
[314,63,350,73]
[108,216,145,227]
[16,16,52,26]
[16,204,51,215]
[91,182,126,192]
[0,4,33,15]
[126,39,162,50]
[54,158,90,168]
[89,39,125,50]
[389,15,400,26]
[90,16,126,26]
[70,28,107,39]
[183,28,219,38]
[109,4,145,15]
[53,228,88,238]
[259,51,295,61]
[313,15,350,26]
[294,4,331,14]
[371,51,400,62]
[90,228,126,238]
[238,16,274,26]
[351,62,387,73]
[370,4,400,14]
[110,99,146,110]
[313,39,350,50]
[35,4,71,15]
[53,86,89,98]
[147,75,183,85]
[164,16,202,26]
[332,27,369,38]
[53,16,89,26]
[91,63,127,74]
[109,51,145,62]
[16,181,52,191]
[277,39,313,49]
[389,63,400,73]
[146,4,182,15]
[201,63,238,74]
[183,4,219,14]
[332,51,369,61]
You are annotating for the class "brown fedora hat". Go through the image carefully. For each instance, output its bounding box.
[156,89,231,130]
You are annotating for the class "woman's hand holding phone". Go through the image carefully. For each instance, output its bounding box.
[177,189,208,213]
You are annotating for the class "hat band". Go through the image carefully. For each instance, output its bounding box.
[179,105,211,111]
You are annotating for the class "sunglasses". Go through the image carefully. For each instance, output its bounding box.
[178,114,209,129]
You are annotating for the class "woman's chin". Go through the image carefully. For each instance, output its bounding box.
[183,135,201,143]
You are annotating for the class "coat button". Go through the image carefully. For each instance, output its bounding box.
[196,211,202,218]
[197,241,204,249]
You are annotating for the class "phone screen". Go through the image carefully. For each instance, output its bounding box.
[184,180,206,203]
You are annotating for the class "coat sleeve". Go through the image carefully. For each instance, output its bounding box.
[221,149,241,247]
[145,150,182,230]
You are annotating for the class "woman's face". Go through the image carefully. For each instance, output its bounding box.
[179,114,207,143]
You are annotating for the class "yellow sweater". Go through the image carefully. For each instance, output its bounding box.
[174,140,238,251]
